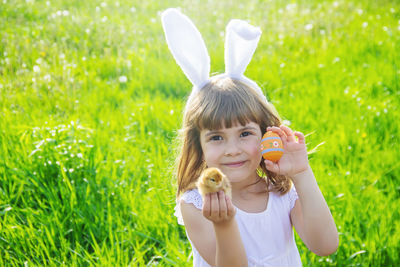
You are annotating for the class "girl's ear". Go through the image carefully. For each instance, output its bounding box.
[224,19,261,79]
[161,8,210,89]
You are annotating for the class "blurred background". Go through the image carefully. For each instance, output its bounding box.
[0,0,399,265]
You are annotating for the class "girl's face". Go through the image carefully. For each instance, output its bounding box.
[200,121,262,184]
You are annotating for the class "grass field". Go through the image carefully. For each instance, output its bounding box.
[1,0,399,266]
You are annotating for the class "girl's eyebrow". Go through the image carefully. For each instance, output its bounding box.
[240,126,258,131]
[204,130,223,137]
[204,126,258,137]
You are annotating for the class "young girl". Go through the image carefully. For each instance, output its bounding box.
[162,8,339,266]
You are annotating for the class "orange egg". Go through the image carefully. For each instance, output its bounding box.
[261,131,284,162]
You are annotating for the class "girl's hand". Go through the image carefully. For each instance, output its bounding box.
[264,125,310,181]
[202,191,236,225]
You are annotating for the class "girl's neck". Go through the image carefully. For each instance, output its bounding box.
[231,173,267,198]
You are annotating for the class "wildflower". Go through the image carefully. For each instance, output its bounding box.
[33,65,40,73]
[305,23,313,31]
[286,4,297,12]
[119,76,128,83]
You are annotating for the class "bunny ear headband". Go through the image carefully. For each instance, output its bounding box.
[161,8,267,104]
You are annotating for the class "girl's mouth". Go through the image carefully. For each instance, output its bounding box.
[223,160,247,168]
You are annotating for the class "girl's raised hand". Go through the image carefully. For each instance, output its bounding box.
[202,191,236,225]
[264,125,310,180]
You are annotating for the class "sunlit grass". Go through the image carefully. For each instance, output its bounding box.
[1,0,399,265]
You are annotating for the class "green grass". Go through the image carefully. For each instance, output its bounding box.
[1,0,399,266]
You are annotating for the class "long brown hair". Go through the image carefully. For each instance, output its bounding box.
[174,77,291,198]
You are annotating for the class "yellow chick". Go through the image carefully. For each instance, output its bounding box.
[196,167,232,199]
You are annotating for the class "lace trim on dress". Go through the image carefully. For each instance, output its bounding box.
[174,189,203,225]
[288,186,299,211]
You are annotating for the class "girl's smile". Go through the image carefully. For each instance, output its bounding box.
[223,160,247,168]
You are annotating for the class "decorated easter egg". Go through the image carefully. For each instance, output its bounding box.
[261,131,284,162]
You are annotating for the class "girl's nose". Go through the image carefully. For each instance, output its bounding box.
[224,141,242,157]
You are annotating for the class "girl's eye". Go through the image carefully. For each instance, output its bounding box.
[210,135,223,141]
[240,131,252,137]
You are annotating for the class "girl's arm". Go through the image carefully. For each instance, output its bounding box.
[290,167,339,256]
[264,125,339,256]
[181,191,248,267]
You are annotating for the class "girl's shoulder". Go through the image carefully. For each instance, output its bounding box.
[270,185,298,212]
[174,189,203,225]
[287,185,299,210]
[180,188,203,209]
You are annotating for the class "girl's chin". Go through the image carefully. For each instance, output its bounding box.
[223,170,255,183]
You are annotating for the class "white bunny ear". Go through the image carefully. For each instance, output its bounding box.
[161,8,210,89]
[225,19,261,78]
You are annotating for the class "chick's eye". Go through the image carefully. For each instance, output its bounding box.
[241,131,252,137]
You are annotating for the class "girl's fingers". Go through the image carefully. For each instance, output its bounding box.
[268,125,303,144]
[294,131,305,144]
[218,191,227,219]
[264,159,280,174]
[202,194,211,218]
[210,192,219,218]
[203,192,232,222]
[267,126,287,144]
[225,194,235,217]
[280,125,296,142]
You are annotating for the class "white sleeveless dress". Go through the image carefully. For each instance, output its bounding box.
[174,187,302,267]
